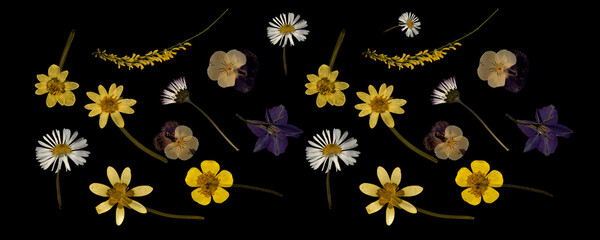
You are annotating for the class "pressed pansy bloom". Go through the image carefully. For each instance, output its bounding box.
[423,121,449,151]
[164,125,199,161]
[503,49,529,93]
[507,104,572,156]
[233,50,259,93]
[477,49,517,88]
[207,49,247,88]
[305,64,349,108]
[153,121,180,151]
[237,105,302,156]
[185,160,233,205]
[434,125,469,160]
[84,83,136,129]
[35,64,79,108]
[89,167,153,226]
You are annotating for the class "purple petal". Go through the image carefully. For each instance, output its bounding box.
[233,50,259,93]
[545,123,572,138]
[537,133,558,156]
[247,120,268,137]
[523,134,541,153]
[504,50,529,93]
[517,121,538,137]
[275,123,302,138]
[266,105,288,124]
[267,135,288,156]
[536,105,558,124]
[253,134,270,152]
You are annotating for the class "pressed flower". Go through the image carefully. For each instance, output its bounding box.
[267,12,309,75]
[207,49,247,88]
[89,167,153,226]
[233,50,259,93]
[161,77,239,151]
[507,104,572,156]
[153,121,180,151]
[35,64,79,108]
[164,125,199,161]
[305,64,349,107]
[356,83,437,163]
[36,128,89,209]
[434,125,469,160]
[186,160,281,206]
[90,166,203,225]
[431,77,509,151]
[477,49,517,88]
[503,49,529,93]
[423,121,449,151]
[398,12,421,37]
[237,105,302,156]
[361,166,473,226]
[84,83,136,129]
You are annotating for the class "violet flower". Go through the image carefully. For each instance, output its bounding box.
[237,105,302,156]
[507,105,573,156]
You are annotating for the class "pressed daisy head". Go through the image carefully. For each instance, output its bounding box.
[161,77,189,105]
[431,77,460,105]
[306,129,360,173]
[398,12,421,37]
[36,128,90,173]
[267,12,309,47]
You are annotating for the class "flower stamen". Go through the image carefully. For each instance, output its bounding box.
[196,172,220,197]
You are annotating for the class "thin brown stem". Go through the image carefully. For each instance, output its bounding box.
[59,29,76,70]
[457,99,509,151]
[146,207,204,221]
[186,99,239,151]
[232,184,283,198]
[326,171,332,209]
[56,172,62,209]
[416,207,474,220]
[502,184,553,198]
[283,45,288,76]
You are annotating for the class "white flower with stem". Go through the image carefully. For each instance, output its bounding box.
[383,12,421,38]
[267,12,309,75]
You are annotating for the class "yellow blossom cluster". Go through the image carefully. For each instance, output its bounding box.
[362,42,462,70]
[93,42,192,70]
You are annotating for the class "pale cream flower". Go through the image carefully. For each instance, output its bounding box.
[207,49,247,88]
[477,49,517,88]
[434,125,469,160]
[164,125,199,160]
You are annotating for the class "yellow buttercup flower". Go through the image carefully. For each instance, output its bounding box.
[305,64,349,108]
[35,64,79,108]
[84,83,136,129]
[185,160,233,205]
[455,160,503,205]
[355,83,406,128]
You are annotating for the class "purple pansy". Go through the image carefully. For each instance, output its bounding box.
[512,105,573,156]
[245,105,302,156]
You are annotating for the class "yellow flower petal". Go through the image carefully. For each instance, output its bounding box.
[118,98,137,108]
[201,160,220,175]
[356,91,371,103]
[382,84,394,99]
[389,98,407,107]
[37,73,50,82]
[306,74,320,83]
[400,185,423,197]
[86,92,101,103]
[120,167,131,186]
[470,160,490,175]
[332,90,346,106]
[455,167,472,187]
[95,200,114,214]
[398,199,417,214]
[487,170,504,187]
[212,187,229,204]
[59,90,76,106]
[305,87,318,95]
[130,185,153,197]
[316,93,327,108]
[191,188,212,205]
[217,170,233,187]
[376,166,390,186]
[89,183,111,197]
[64,81,79,91]
[357,105,372,117]
[317,64,331,78]
[99,112,109,128]
[482,187,500,203]
[48,64,61,79]
[58,70,69,82]
[107,166,120,187]
[110,111,125,128]
[46,94,58,108]
[334,81,349,91]
[366,200,384,214]
[185,167,202,187]
[115,205,125,226]
[390,167,401,186]
[461,188,482,206]
[128,199,147,214]
[368,85,378,97]
[118,104,135,114]
[98,84,108,97]
[381,111,395,128]
[385,205,395,226]
[359,183,381,197]
[328,70,339,81]
[369,112,380,129]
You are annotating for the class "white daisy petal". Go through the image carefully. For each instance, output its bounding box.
[35,128,90,173]
[305,129,359,173]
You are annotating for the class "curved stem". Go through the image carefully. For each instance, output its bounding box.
[146,207,204,221]
[185,99,239,151]
[329,29,346,69]
[59,29,76,70]
[502,184,553,198]
[416,207,474,220]
[119,127,169,163]
[232,184,283,198]
[389,127,438,163]
[56,172,62,209]
[457,99,509,151]
[167,9,229,50]
[438,8,499,49]
[326,171,332,209]
[382,25,400,33]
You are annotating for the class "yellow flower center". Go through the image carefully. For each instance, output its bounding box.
[377,183,404,208]
[107,183,133,206]
[52,143,72,157]
[466,171,490,197]
[316,78,335,95]
[494,63,506,74]
[279,24,295,34]
[196,172,220,197]
[406,19,414,29]
[100,96,120,113]
[370,96,389,113]
[46,78,65,95]
[322,143,342,157]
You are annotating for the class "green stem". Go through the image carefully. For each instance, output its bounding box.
[326,171,332,209]
[232,184,283,198]
[416,207,474,220]
[389,127,438,163]
[56,172,62,209]
[185,99,239,151]
[59,29,76,70]
[167,9,229,50]
[283,45,288,76]
[329,29,346,68]
[382,25,400,33]
[502,184,553,198]
[436,8,499,50]
[457,99,509,151]
[119,127,169,163]
[146,207,204,221]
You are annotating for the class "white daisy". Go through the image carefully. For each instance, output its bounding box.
[267,12,309,47]
[161,77,189,105]
[36,128,90,173]
[431,77,459,105]
[398,12,421,38]
[306,129,359,173]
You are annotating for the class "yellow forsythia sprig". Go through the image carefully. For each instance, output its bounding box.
[93,43,192,70]
[362,42,461,70]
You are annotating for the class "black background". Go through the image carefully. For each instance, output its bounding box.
[14,2,585,238]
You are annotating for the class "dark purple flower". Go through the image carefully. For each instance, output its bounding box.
[509,105,572,156]
[423,121,449,151]
[504,49,529,93]
[153,121,180,151]
[243,105,302,156]
[233,50,259,93]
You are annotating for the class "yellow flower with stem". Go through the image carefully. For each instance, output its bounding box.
[360,166,474,226]
[355,83,438,163]
[35,30,78,108]
[90,166,203,226]
[455,160,553,206]
[84,83,168,163]
[185,160,282,206]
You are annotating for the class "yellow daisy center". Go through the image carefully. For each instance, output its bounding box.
[100,96,120,113]
[279,24,295,34]
[52,143,72,157]
[377,183,404,207]
[46,78,65,95]
[406,19,414,29]
[322,143,342,157]
[196,172,220,197]
[107,183,133,206]
[466,171,489,197]
[316,78,335,95]
[370,96,389,113]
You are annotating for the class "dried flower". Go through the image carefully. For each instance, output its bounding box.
[267,12,309,47]
[35,64,79,108]
[306,129,359,173]
[434,125,469,161]
[398,12,421,37]
[355,83,406,129]
[207,49,247,88]
[455,160,503,206]
[237,105,302,156]
[164,125,199,161]
[84,83,136,129]
[185,160,233,205]
[305,64,349,108]
[477,49,517,88]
